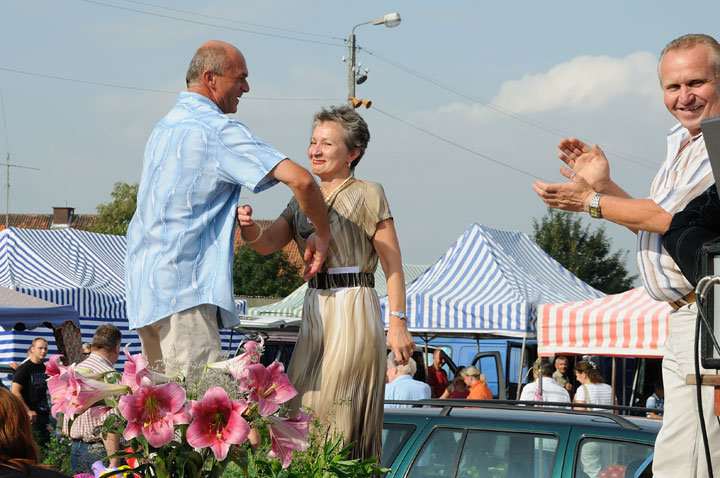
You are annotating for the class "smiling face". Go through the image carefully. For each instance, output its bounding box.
[212,48,249,114]
[308,121,359,181]
[555,358,568,374]
[660,44,720,135]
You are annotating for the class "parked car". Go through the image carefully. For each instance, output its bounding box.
[381,400,659,478]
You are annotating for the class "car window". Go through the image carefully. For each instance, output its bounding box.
[406,427,558,478]
[407,428,464,478]
[457,430,558,478]
[382,423,416,468]
[573,438,653,478]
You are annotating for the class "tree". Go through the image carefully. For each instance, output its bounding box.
[532,209,636,294]
[233,244,304,297]
[90,182,138,236]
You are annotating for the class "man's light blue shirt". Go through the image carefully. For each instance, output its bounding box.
[385,374,432,408]
[125,92,286,330]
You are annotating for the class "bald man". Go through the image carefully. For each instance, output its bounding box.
[125,40,330,376]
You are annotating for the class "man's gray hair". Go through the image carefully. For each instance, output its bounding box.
[312,105,370,170]
[659,33,720,79]
[186,43,228,87]
[387,351,417,376]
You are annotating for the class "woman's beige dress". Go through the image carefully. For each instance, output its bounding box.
[281,178,390,460]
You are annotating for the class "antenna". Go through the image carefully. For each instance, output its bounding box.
[0,85,39,228]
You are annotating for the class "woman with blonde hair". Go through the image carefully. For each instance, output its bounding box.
[462,366,493,400]
[0,387,69,477]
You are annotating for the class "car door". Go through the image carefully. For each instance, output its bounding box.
[561,422,655,478]
[388,414,572,478]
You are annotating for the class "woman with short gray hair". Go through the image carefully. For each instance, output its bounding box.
[237,105,414,460]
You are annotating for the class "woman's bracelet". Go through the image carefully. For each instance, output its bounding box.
[240,222,263,244]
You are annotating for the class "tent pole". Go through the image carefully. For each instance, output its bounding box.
[423,334,429,383]
[630,358,641,407]
[611,357,617,410]
[516,336,527,400]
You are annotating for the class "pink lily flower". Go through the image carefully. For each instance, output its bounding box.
[266,413,311,468]
[45,354,66,376]
[240,361,297,417]
[48,365,129,420]
[121,345,151,392]
[117,376,191,448]
[206,339,264,381]
[185,387,250,461]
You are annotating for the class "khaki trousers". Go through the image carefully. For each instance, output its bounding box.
[136,304,221,377]
[652,303,720,478]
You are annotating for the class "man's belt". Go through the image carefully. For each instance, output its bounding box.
[308,272,375,289]
[669,290,696,310]
[71,438,102,444]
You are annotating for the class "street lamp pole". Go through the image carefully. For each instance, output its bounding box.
[347,12,401,107]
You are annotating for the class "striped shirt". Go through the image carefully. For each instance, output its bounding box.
[63,353,116,442]
[575,382,614,411]
[637,123,714,302]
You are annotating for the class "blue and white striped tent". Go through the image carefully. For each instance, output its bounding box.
[0,228,244,369]
[380,223,606,338]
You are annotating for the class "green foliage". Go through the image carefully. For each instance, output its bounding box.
[90,182,138,236]
[39,430,72,475]
[222,422,388,478]
[532,209,637,294]
[233,244,304,297]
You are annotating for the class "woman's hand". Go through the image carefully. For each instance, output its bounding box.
[387,322,415,366]
[237,204,254,227]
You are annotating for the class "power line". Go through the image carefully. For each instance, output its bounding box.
[121,0,343,41]
[0,66,341,101]
[360,46,657,169]
[80,0,345,48]
[371,106,546,181]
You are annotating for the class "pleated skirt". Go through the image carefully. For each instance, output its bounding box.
[287,286,386,460]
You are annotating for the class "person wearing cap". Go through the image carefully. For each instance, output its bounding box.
[532,34,720,477]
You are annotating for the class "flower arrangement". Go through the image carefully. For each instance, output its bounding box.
[45,340,315,478]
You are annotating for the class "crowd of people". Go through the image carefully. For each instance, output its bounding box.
[3,29,720,477]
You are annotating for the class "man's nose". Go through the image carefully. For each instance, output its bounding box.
[678,85,695,104]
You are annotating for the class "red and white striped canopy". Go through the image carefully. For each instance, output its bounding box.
[537,287,672,358]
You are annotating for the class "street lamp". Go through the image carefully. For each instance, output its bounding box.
[347,12,402,106]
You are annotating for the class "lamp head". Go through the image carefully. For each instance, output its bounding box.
[372,12,401,28]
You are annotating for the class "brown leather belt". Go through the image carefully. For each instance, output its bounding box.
[669,290,696,310]
[308,272,374,289]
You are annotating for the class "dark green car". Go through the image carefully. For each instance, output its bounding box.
[382,400,659,478]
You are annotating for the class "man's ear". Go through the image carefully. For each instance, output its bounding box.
[202,69,216,89]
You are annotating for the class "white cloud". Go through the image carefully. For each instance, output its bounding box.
[491,51,660,113]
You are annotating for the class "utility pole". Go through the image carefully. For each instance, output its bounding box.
[0,154,39,228]
[0,85,39,229]
[346,13,402,107]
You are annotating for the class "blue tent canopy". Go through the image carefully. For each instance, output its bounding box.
[0,286,80,330]
[0,228,242,367]
[380,223,606,338]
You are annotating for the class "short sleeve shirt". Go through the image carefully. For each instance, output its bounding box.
[384,375,432,408]
[637,124,714,302]
[12,360,49,414]
[125,92,287,329]
[280,179,392,273]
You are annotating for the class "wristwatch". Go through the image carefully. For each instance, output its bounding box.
[588,193,604,219]
[390,311,407,320]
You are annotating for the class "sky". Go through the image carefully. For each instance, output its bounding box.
[2,1,720,281]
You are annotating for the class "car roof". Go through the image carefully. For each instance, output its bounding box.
[384,400,662,435]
